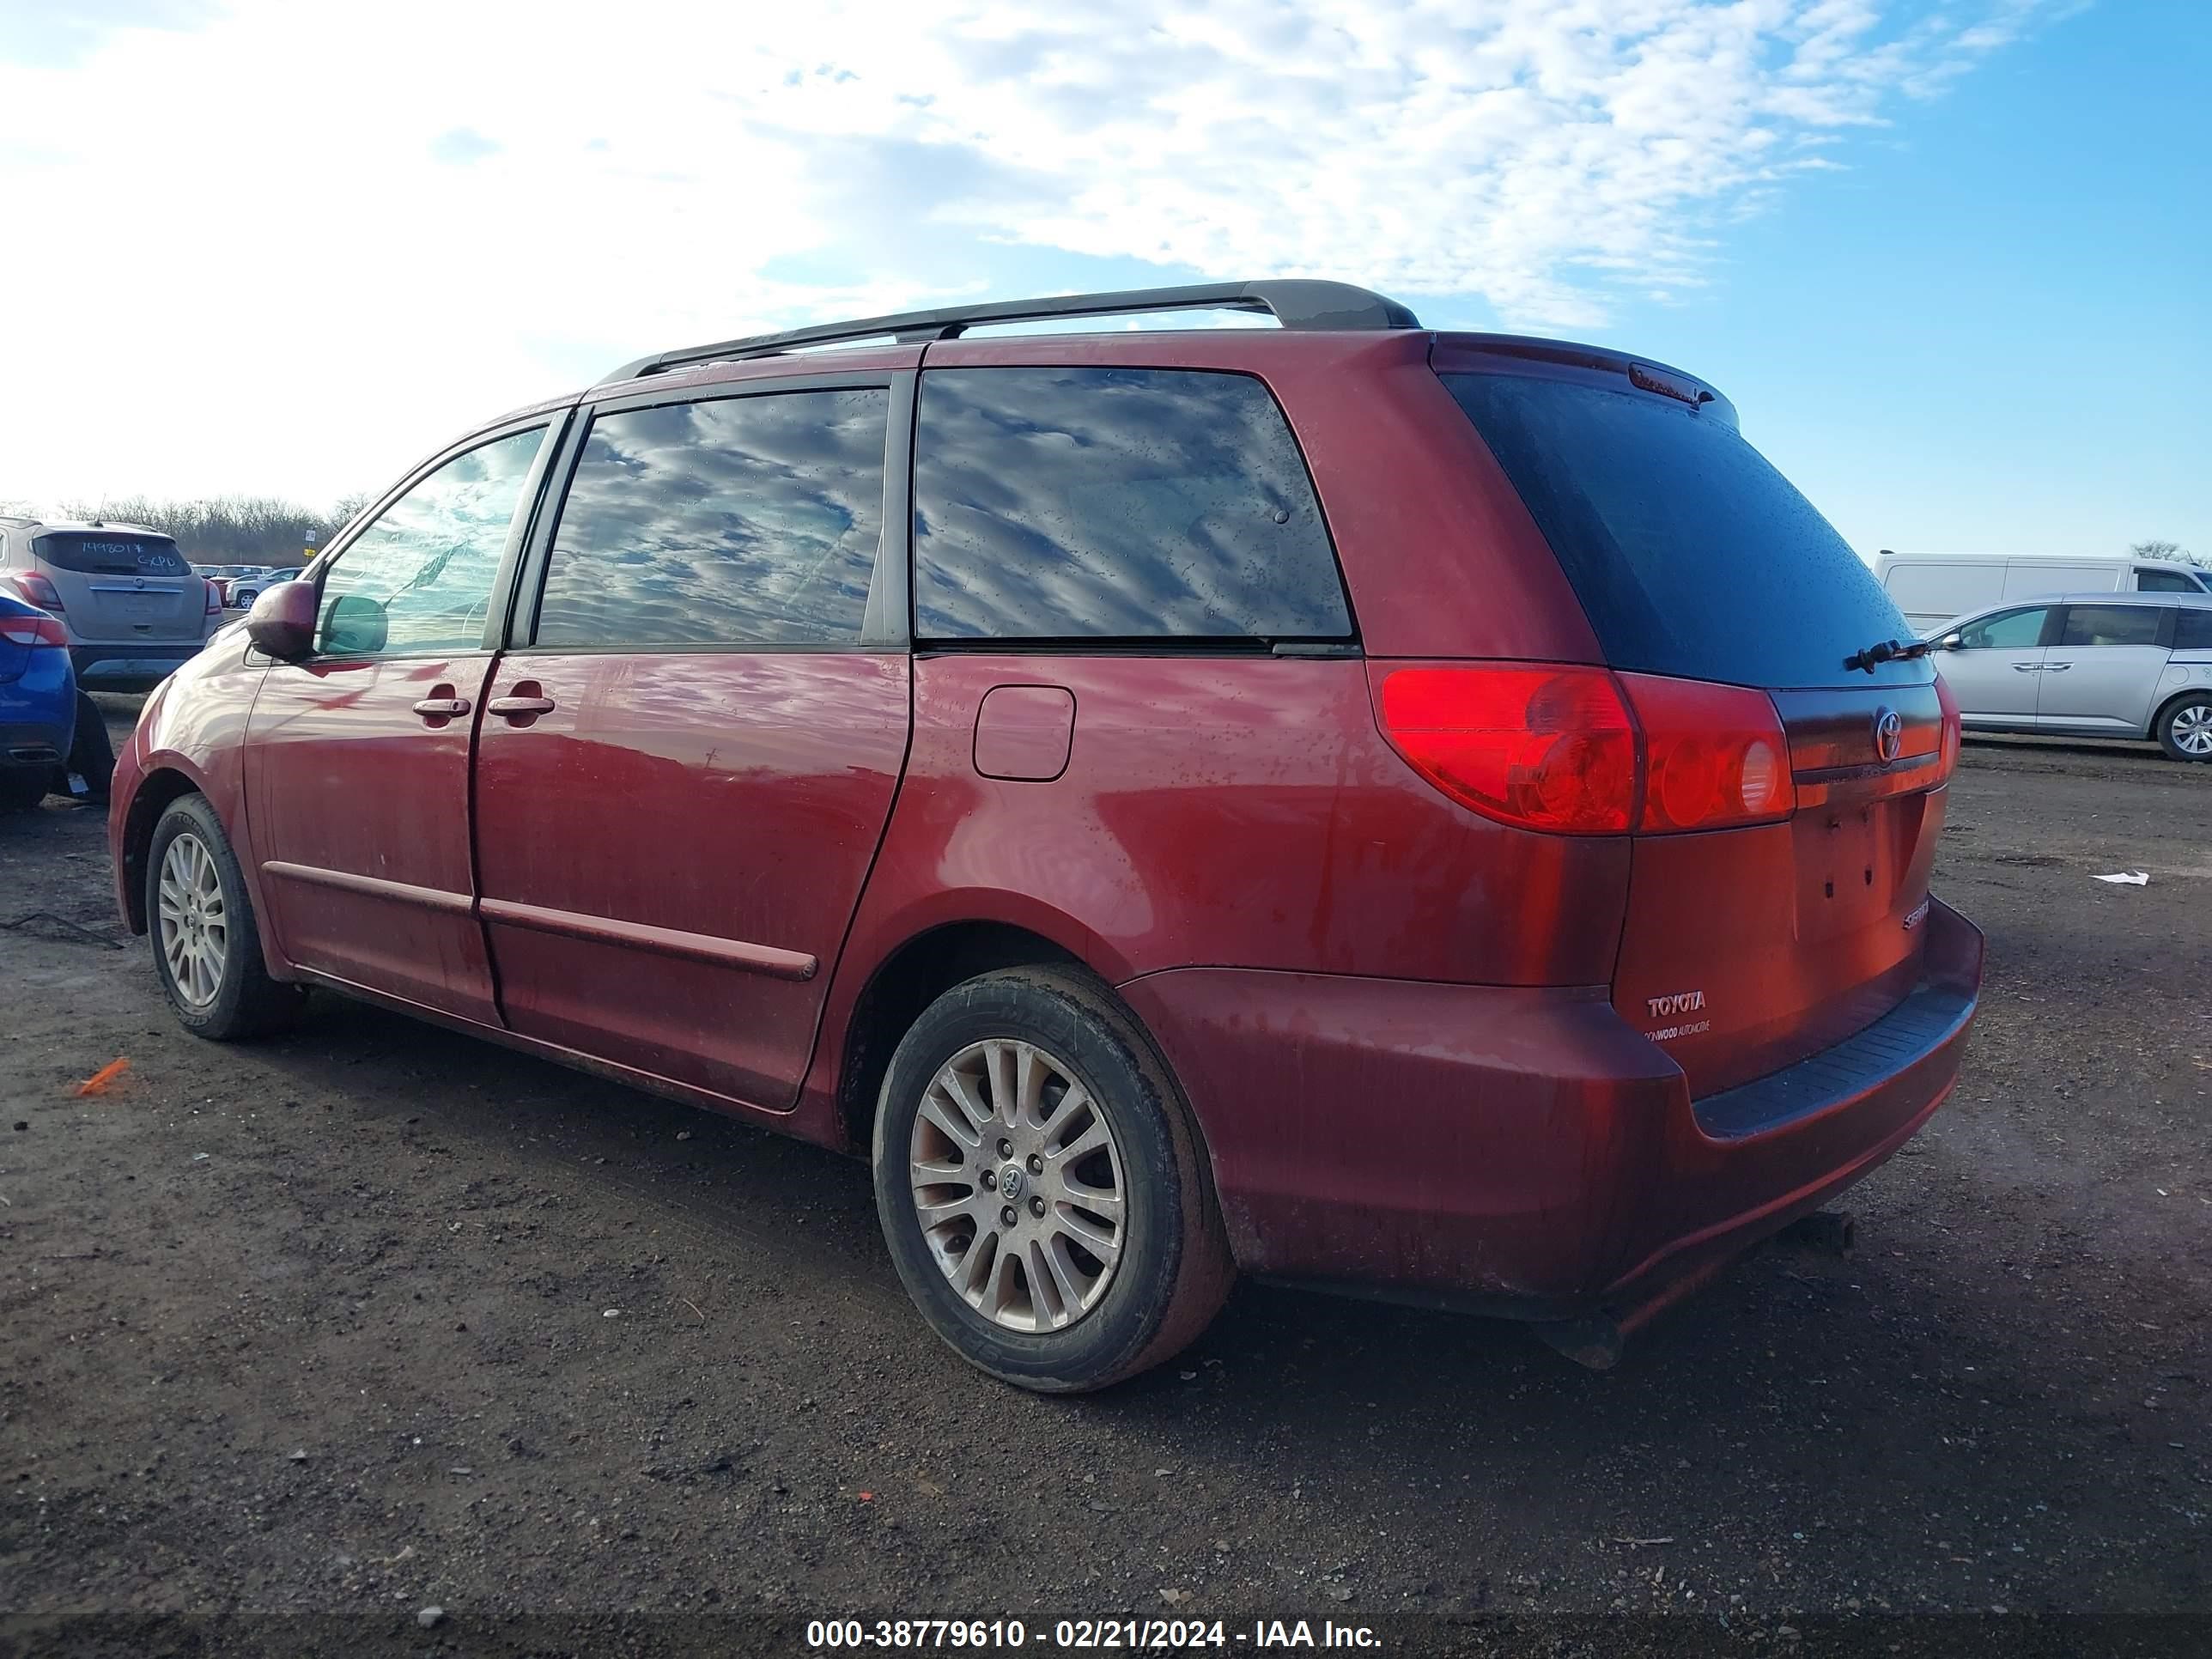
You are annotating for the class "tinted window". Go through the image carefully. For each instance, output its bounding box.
[913,367,1350,641]
[2175,610,2212,651]
[317,427,545,657]
[535,389,887,648]
[36,532,189,576]
[1957,607,2049,650]
[2058,605,2163,648]
[2137,568,2204,593]
[1444,374,1921,689]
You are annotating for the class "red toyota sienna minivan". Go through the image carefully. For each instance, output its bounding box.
[111,281,1981,1391]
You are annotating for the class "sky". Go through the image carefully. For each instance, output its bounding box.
[0,0,2204,562]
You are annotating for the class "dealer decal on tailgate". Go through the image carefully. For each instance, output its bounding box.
[1645,988,1709,1043]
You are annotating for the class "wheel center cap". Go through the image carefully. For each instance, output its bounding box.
[999,1164,1025,1201]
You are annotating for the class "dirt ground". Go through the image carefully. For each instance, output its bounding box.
[3,702,2207,1656]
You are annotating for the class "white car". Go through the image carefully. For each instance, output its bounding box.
[228,568,303,609]
[1879,551,2209,633]
[1930,591,2212,760]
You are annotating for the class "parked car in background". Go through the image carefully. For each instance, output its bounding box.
[228,568,302,609]
[205,566,267,606]
[108,279,1982,1391]
[1929,592,2212,761]
[1878,550,2209,632]
[202,567,252,603]
[0,518,222,690]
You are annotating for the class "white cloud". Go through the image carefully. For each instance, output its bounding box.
[0,0,2064,504]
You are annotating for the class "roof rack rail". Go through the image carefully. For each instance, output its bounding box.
[603,279,1420,382]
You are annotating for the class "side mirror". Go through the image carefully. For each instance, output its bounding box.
[321,592,388,656]
[1939,632,1964,651]
[246,580,318,659]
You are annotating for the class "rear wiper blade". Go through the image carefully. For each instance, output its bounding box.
[1844,635,1937,673]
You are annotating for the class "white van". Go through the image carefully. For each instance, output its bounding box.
[1875,551,2210,633]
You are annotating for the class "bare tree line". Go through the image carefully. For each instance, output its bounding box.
[2130,539,2205,568]
[0,493,374,566]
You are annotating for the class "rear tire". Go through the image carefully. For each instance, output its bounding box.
[2156,693,2212,763]
[872,966,1234,1393]
[146,793,307,1039]
[67,692,114,804]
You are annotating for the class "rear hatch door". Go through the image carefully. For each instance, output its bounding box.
[1439,353,1950,1097]
[36,531,203,642]
[1611,683,1948,1095]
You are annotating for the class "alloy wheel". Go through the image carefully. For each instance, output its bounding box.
[2173,702,2212,757]
[156,831,228,1007]
[908,1037,1127,1333]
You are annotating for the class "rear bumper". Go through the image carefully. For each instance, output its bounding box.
[70,641,203,689]
[1,655,79,764]
[1120,897,1983,1318]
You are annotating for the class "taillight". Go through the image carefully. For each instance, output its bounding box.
[9,571,64,611]
[1616,672,1796,832]
[1934,671,1961,780]
[1377,665,1637,833]
[204,578,223,615]
[1376,664,1797,836]
[0,612,69,648]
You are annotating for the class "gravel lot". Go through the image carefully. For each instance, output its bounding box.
[3,702,2207,1656]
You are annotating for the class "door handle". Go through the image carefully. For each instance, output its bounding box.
[2043,662,2072,672]
[411,696,471,717]
[488,695,556,716]
[2011,663,2042,672]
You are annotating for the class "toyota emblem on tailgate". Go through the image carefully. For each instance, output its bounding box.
[1873,708,1903,763]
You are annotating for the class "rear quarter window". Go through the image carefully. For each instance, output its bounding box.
[2175,610,2212,651]
[912,367,1352,642]
[35,532,190,577]
[1443,373,1920,690]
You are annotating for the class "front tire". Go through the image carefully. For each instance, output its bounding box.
[2156,693,2212,763]
[872,967,1233,1393]
[147,794,306,1039]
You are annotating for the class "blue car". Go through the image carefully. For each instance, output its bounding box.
[1,592,101,811]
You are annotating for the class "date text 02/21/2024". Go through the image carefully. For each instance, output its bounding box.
[804,1619,1382,1650]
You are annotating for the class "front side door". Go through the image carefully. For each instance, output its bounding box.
[2036,603,2172,736]
[1935,605,2053,726]
[472,377,913,1107]
[244,422,556,1022]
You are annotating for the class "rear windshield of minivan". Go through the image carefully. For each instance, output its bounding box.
[1443,373,1923,690]
[35,532,191,577]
